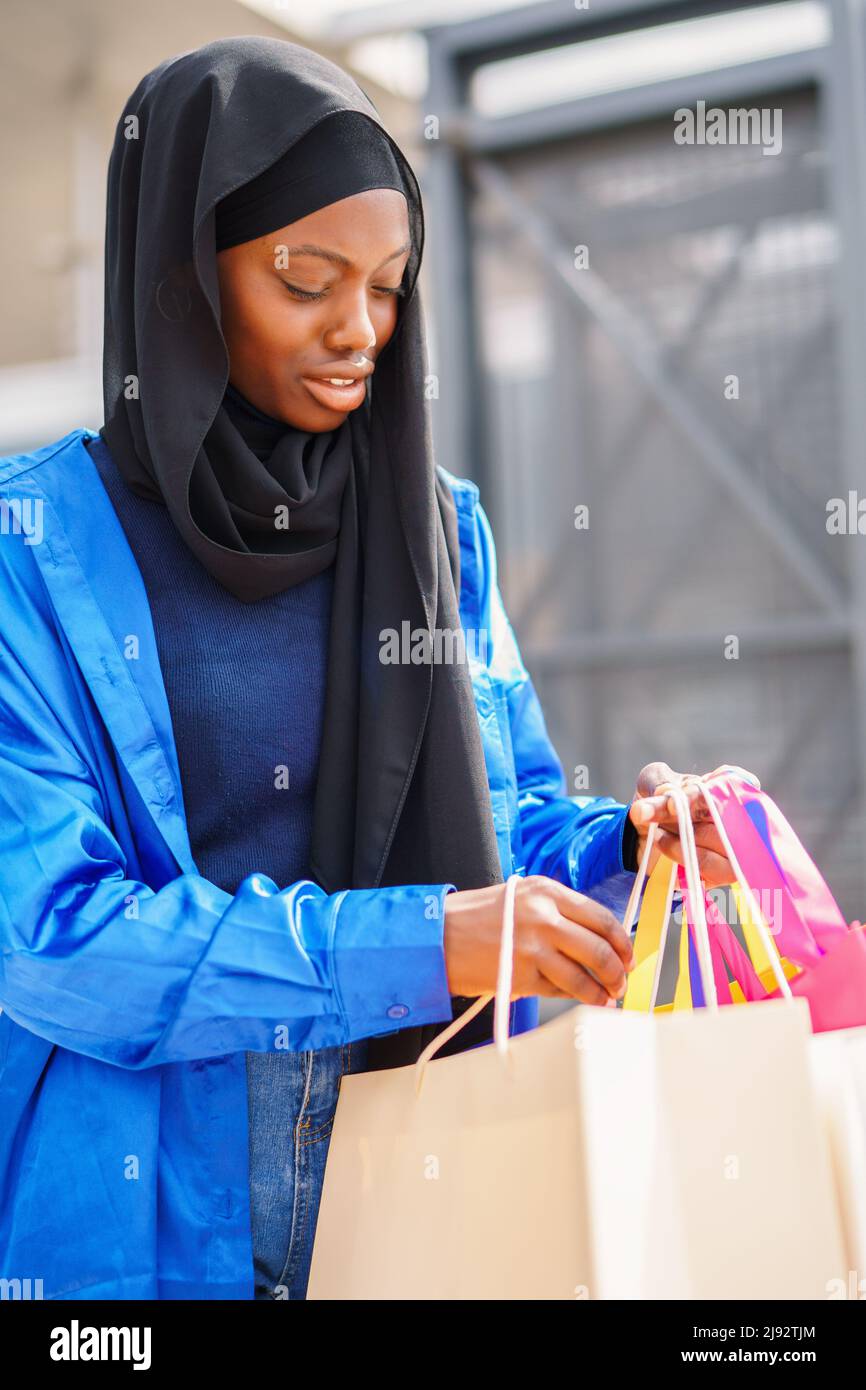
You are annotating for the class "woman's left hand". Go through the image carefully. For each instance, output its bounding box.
[628,761,756,889]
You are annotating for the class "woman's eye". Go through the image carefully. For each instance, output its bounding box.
[284,284,327,301]
[282,282,405,301]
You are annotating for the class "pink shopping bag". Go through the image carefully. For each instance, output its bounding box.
[700,771,866,1034]
[764,924,866,1032]
[702,772,848,963]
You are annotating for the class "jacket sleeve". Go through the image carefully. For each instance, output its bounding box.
[475,502,638,919]
[0,561,454,1071]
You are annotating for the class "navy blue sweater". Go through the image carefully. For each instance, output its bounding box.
[87,429,349,1295]
[85,432,333,897]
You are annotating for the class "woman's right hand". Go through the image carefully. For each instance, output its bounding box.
[442,875,635,1004]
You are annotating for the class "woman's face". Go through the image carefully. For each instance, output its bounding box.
[216,188,411,431]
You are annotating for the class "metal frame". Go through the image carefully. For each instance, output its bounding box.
[823,0,866,814]
[421,0,866,822]
[423,0,828,497]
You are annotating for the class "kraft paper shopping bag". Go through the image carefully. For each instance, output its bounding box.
[809,1025,866,1280]
[307,999,594,1300]
[308,800,847,1299]
[580,998,845,1299]
[610,786,847,1298]
[307,879,596,1300]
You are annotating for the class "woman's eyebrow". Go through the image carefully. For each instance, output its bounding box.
[280,241,411,271]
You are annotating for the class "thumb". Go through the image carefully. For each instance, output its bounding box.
[634,761,679,800]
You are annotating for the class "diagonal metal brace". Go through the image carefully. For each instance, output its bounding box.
[468,154,846,615]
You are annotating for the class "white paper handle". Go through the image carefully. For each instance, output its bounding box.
[414,873,521,1097]
[624,769,793,1009]
[620,781,716,1007]
[666,781,718,1010]
[620,819,662,938]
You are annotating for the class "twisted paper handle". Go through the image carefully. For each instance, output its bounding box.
[414,874,521,1097]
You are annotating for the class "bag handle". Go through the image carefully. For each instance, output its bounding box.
[621,819,662,938]
[414,769,789,1086]
[702,888,768,1001]
[694,774,793,998]
[625,771,795,1008]
[680,867,734,1004]
[700,770,848,962]
[414,873,521,1097]
[622,783,718,1009]
[667,781,718,1009]
[669,772,796,1003]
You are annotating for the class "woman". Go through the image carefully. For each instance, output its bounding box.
[0,37,736,1300]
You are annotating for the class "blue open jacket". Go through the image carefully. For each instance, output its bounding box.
[0,428,636,1299]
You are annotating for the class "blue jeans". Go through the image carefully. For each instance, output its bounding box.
[245,1039,370,1300]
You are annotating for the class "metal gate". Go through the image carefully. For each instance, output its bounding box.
[422,0,866,920]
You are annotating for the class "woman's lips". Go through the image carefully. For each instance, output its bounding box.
[301,376,367,412]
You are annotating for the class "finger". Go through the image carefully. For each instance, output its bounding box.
[630,795,670,826]
[534,978,582,1001]
[546,880,634,968]
[654,829,732,886]
[699,855,738,889]
[550,918,628,996]
[654,829,685,866]
[545,984,576,1000]
[536,948,612,1006]
[690,822,726,855]
[640,819,725,858]
[681,777,712,819]
[632,777,710,827]
[635,761,679,799]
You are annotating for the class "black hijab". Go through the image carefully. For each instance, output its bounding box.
[99,36,504,1065]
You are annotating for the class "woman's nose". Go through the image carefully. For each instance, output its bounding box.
[324,304,377,359]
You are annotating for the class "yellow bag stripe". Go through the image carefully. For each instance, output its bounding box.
[622,856,676,1012]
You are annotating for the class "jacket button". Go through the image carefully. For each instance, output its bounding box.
[387,1004,409,1019]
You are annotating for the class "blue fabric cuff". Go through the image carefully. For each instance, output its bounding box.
[570,800,632,887]
[330,883,456,1043]
[564,803,639,921]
